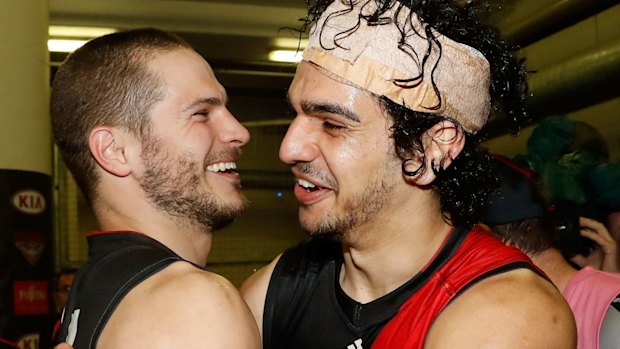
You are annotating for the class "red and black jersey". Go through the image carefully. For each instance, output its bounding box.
[263,226,545,349]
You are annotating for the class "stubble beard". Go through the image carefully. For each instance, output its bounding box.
[301,172,396,242]
[139,136,247,233]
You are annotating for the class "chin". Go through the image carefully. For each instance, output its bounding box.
[217,190,247,207]
[228,196,249,212]
[299,218,340,240]
[210,216,238,231]
[207,203,247,232]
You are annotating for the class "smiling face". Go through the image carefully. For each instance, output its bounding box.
[280,62,405,240]
[139,48,250,232]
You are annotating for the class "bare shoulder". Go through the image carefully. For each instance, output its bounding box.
[240,254,282,335]
[426,268,576,349]
[98,261,261,349]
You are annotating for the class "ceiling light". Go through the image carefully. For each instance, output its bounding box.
[48,39,89,53]
[273,38,308,50]
[269,49,303,63]
[48,26,117,53]
[49,26,117,39]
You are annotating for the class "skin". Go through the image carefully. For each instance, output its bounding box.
[571,216,619,273]
[58,48,260,349]
[609,211,620,265]
[608,211,620,243]
[279,64,402,244]
[241,62,576,348]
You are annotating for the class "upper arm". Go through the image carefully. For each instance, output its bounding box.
[425,269,577,349]
[240,255,282,337]
[98,261,261,349]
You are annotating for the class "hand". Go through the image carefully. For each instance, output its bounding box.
[54,343,73,349]
[571,217,619,272]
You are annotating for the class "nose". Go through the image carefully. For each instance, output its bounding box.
[279,116,318,165]
[219,109,250,147]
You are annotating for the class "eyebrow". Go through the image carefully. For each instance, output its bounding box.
[182,97,226,112]
[300,101,361,123]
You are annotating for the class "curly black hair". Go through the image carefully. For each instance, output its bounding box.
[382,98,497,226]
[300,0,530,225]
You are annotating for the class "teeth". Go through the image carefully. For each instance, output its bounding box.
[297,178,316,189]
[207,162,237,173]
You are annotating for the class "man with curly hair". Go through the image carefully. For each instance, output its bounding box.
[241,1,576,348]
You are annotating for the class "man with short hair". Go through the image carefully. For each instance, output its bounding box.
[241,1,576,348]
[51,28,260,349]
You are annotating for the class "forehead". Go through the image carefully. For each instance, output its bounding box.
[288,62,381,115]
[147,48,226,102]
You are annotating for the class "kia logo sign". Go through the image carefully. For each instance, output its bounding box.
[11,189,46,215]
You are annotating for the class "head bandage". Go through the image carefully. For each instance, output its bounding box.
[303,0,491,133]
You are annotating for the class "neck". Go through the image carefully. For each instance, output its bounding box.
[338,192,452,303]
[529,249,578,293]
[93,190,213,267]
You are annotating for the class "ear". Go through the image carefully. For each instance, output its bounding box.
[408,120,465,186]
[88,126,132,177]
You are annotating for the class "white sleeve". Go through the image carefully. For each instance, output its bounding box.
[599,297,620,349]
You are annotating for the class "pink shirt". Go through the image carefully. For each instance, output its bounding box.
[563,267,620,349]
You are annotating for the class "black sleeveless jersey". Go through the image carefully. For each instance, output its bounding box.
[263,227,472,349]
[263,226,540,349]
[54,231,186,348]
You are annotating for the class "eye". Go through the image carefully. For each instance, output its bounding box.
[193,110,209,119]
[323,120,346,130]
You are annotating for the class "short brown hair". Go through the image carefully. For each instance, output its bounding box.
[51,28,190,202]
[491,218,555,255]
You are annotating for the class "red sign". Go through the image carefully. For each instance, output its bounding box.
[13,281,49,315]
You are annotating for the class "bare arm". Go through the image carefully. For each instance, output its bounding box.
[240,255,281,337]
[98,261,261,349]
[425,269,576,348]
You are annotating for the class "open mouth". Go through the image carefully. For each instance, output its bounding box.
[298,178,321,192]
[293,176,332,205]
[207,162,237,174]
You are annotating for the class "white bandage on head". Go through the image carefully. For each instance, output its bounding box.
[303,0,492,133]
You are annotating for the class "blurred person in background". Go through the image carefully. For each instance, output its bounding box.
[516,115,620,272]
[484,155,620,349]
[50,269,76,341]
